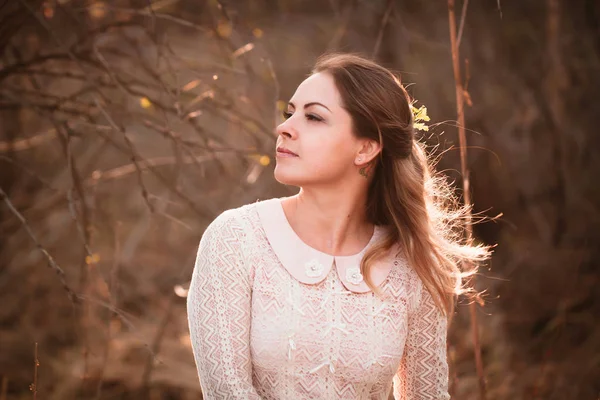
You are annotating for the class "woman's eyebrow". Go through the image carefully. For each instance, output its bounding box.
[288,101,332,113]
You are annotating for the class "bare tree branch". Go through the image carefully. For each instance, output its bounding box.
[0,185,77,303]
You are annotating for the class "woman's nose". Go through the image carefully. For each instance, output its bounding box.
[276,118,297,139]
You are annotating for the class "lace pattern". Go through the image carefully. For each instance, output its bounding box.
[187,201,450,399]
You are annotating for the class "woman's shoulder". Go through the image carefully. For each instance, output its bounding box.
[203,197,275,238]
[383,250,426,303]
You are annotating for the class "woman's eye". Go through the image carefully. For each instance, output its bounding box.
[282,111,322,122]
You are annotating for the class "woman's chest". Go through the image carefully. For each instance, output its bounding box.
[249,259,410,381]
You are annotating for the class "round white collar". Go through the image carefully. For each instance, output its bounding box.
[255,197,397,293]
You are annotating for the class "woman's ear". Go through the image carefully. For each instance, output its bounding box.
[355,139,382,165]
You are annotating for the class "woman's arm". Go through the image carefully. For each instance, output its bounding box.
[393,277,451,400]
[187,210,262,399]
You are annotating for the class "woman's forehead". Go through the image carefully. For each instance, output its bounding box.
[289,72,342,110]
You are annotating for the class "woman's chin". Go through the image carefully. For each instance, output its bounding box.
[274,168,304,187]
[274,175,300,187]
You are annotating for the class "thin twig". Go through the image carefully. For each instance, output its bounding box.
[263,56,280,135]
[22,58,96,383]
[0,186,77,303]
[0,127,57,153]
[0,375,7,400]
[0,53,90,82]
[16,0,165,220]
[456,0,469,48]
[94,222,122,400]
[89,125,212,219]
[94,99,155,213]
[89,5,208,32]
[139,296,176,395]
[326,0,355,51]
[84,155,219,184]
[74,294,159,365]
[0,156,60,190]
[140,207,200,393]
[57,126,94,284]
[447,0,487,399]
[372,0,394,58]
[16,51,94,302]
[74,295,136,334]
[31,342,38,400]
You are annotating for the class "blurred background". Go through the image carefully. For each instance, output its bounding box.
[0,0,598,399]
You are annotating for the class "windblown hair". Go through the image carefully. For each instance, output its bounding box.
[312,53,492,316]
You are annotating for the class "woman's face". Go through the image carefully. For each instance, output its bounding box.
[274,72,362,188]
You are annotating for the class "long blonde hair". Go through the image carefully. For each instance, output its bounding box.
[312,53,492,316]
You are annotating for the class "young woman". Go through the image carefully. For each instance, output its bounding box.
[187,53,491,399]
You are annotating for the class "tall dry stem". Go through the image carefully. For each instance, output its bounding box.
[0,376,7,400]
[31,342,38,400]
[447,0,487,399]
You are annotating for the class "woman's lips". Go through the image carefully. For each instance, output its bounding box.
[276,150,299,158]
[276,147,299,157]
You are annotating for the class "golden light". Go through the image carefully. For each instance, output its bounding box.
[144,0,179,12]
[174,284,189,298]
[252,28,264,38]
[182,79,201,92]
[187,90,215,108]
[42,3,54,19]
[259,155,270,166]
[91,170,102,180]
[88,2,107,20]
[246,164,261,184]
[217,20,232,38]
[244,120,259,134]
[186,110,203,120]
[85,253,100,265]
[276,100,287,124]
[212,75,218,80]
[232,43,255,59]
[140,97,152,109]
[276,100,287,111]
[179,334,192,348]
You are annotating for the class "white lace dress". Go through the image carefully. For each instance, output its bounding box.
[187,197,450,399]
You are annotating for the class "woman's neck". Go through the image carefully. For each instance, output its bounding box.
[281,188,374,256]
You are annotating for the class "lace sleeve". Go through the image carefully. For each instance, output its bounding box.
[186,210,262,399]
[393,276,451,400]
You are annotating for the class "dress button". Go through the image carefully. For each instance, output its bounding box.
[346,267,363,285]
[305,259,324,277]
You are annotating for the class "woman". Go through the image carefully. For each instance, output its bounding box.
[187,53,491,399]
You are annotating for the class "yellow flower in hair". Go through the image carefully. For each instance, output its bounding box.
[410,103,430,132]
